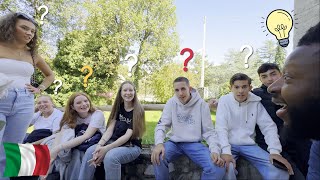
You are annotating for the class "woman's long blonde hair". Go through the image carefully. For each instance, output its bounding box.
[108,81,145,139]
[59,92,96,129]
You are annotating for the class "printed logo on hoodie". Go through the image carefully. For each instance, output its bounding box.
[177,113,194,124]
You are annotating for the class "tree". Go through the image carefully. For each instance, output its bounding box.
[274,44,286,68]
[205,49,263,98]
[257,40,276,63]
[257,40,287,67]
[83,0,179,91]
[51,28,122,105]
[150,62,200,103]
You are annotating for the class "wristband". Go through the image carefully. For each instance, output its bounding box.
[39,85,45,91]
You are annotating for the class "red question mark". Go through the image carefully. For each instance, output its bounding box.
[180,48,194,72]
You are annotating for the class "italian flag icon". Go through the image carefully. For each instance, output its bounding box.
[2,143,50,177]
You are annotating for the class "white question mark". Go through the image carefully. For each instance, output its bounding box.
[240,45,254,69]
[124,54,138,77]
[53,79,63,95]
[37,5,49,25]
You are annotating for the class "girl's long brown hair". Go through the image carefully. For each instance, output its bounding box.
[59,92,96,129]
[0,12,38,56]
[108,81,146,139]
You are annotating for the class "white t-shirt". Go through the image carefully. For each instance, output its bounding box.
[76,110,106,133]
[30,108,63,133]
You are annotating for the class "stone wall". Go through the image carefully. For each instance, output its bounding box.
[112,147,263,180]
[293,0,320,47]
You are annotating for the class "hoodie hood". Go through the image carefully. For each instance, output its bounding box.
[173,88,201,107]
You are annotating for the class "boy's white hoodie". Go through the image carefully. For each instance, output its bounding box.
[216,92,282,155]
[155,89,220,154]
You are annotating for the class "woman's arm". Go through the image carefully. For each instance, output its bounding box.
[58,126,99,151]
[97,119,116,146]
[90,128,133,166]
[34,54,55,90]
[104,129,133,149]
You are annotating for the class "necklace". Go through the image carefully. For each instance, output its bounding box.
[5,45,26,57]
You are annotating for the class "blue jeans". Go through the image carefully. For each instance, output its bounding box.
[153,141,226,180]
[224,145,289,180]
[307,140,320,180]
[0,88,34,180]
[79,144,141,180]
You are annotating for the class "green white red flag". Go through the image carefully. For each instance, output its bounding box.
[2,143,50,177]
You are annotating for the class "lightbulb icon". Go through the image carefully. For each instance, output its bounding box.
[266,9,293,47]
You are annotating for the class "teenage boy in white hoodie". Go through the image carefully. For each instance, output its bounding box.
[151,77,226,180]
[215,73,292,180]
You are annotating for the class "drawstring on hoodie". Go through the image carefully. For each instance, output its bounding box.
[239,101,248,123]
[246,105,248,123]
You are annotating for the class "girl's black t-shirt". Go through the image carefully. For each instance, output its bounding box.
[110,103,142,148]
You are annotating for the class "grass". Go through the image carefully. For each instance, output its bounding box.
[28,111,216,145]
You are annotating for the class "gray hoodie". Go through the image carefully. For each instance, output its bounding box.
[155,89,220,154]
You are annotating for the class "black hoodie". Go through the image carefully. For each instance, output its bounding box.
[252,84,284,151]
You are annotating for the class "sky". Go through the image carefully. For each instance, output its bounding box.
[174,0,295,65]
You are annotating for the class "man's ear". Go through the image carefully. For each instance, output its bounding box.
[249,85,253,91]
[189,86,193,91]
[229,85,232,91]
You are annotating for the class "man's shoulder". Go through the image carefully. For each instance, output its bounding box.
[165,97,175,105]
[219,93,231,103]
[54,108,64,116]
[252,87,264,95]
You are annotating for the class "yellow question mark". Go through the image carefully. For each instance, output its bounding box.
[81,65,93,87]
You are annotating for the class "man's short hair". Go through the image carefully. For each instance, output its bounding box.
[257,63,280,75]
[298,22,320,46]
[229,73,252,86]
[173,77,190,86]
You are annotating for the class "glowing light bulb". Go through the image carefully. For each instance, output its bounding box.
[266,9,293,47]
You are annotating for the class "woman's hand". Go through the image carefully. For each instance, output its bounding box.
[25,84,42,94]
[89,145,112,167]
[49,145,60,162]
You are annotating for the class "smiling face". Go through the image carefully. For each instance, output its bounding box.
[121,83,135,103]
[259,69,282,87]
[14,19,36,44]
[231,80,252,103]
[36,96,54,115]
[174,81,192,105]
[268,44,320,139]
[72,95,90,114]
